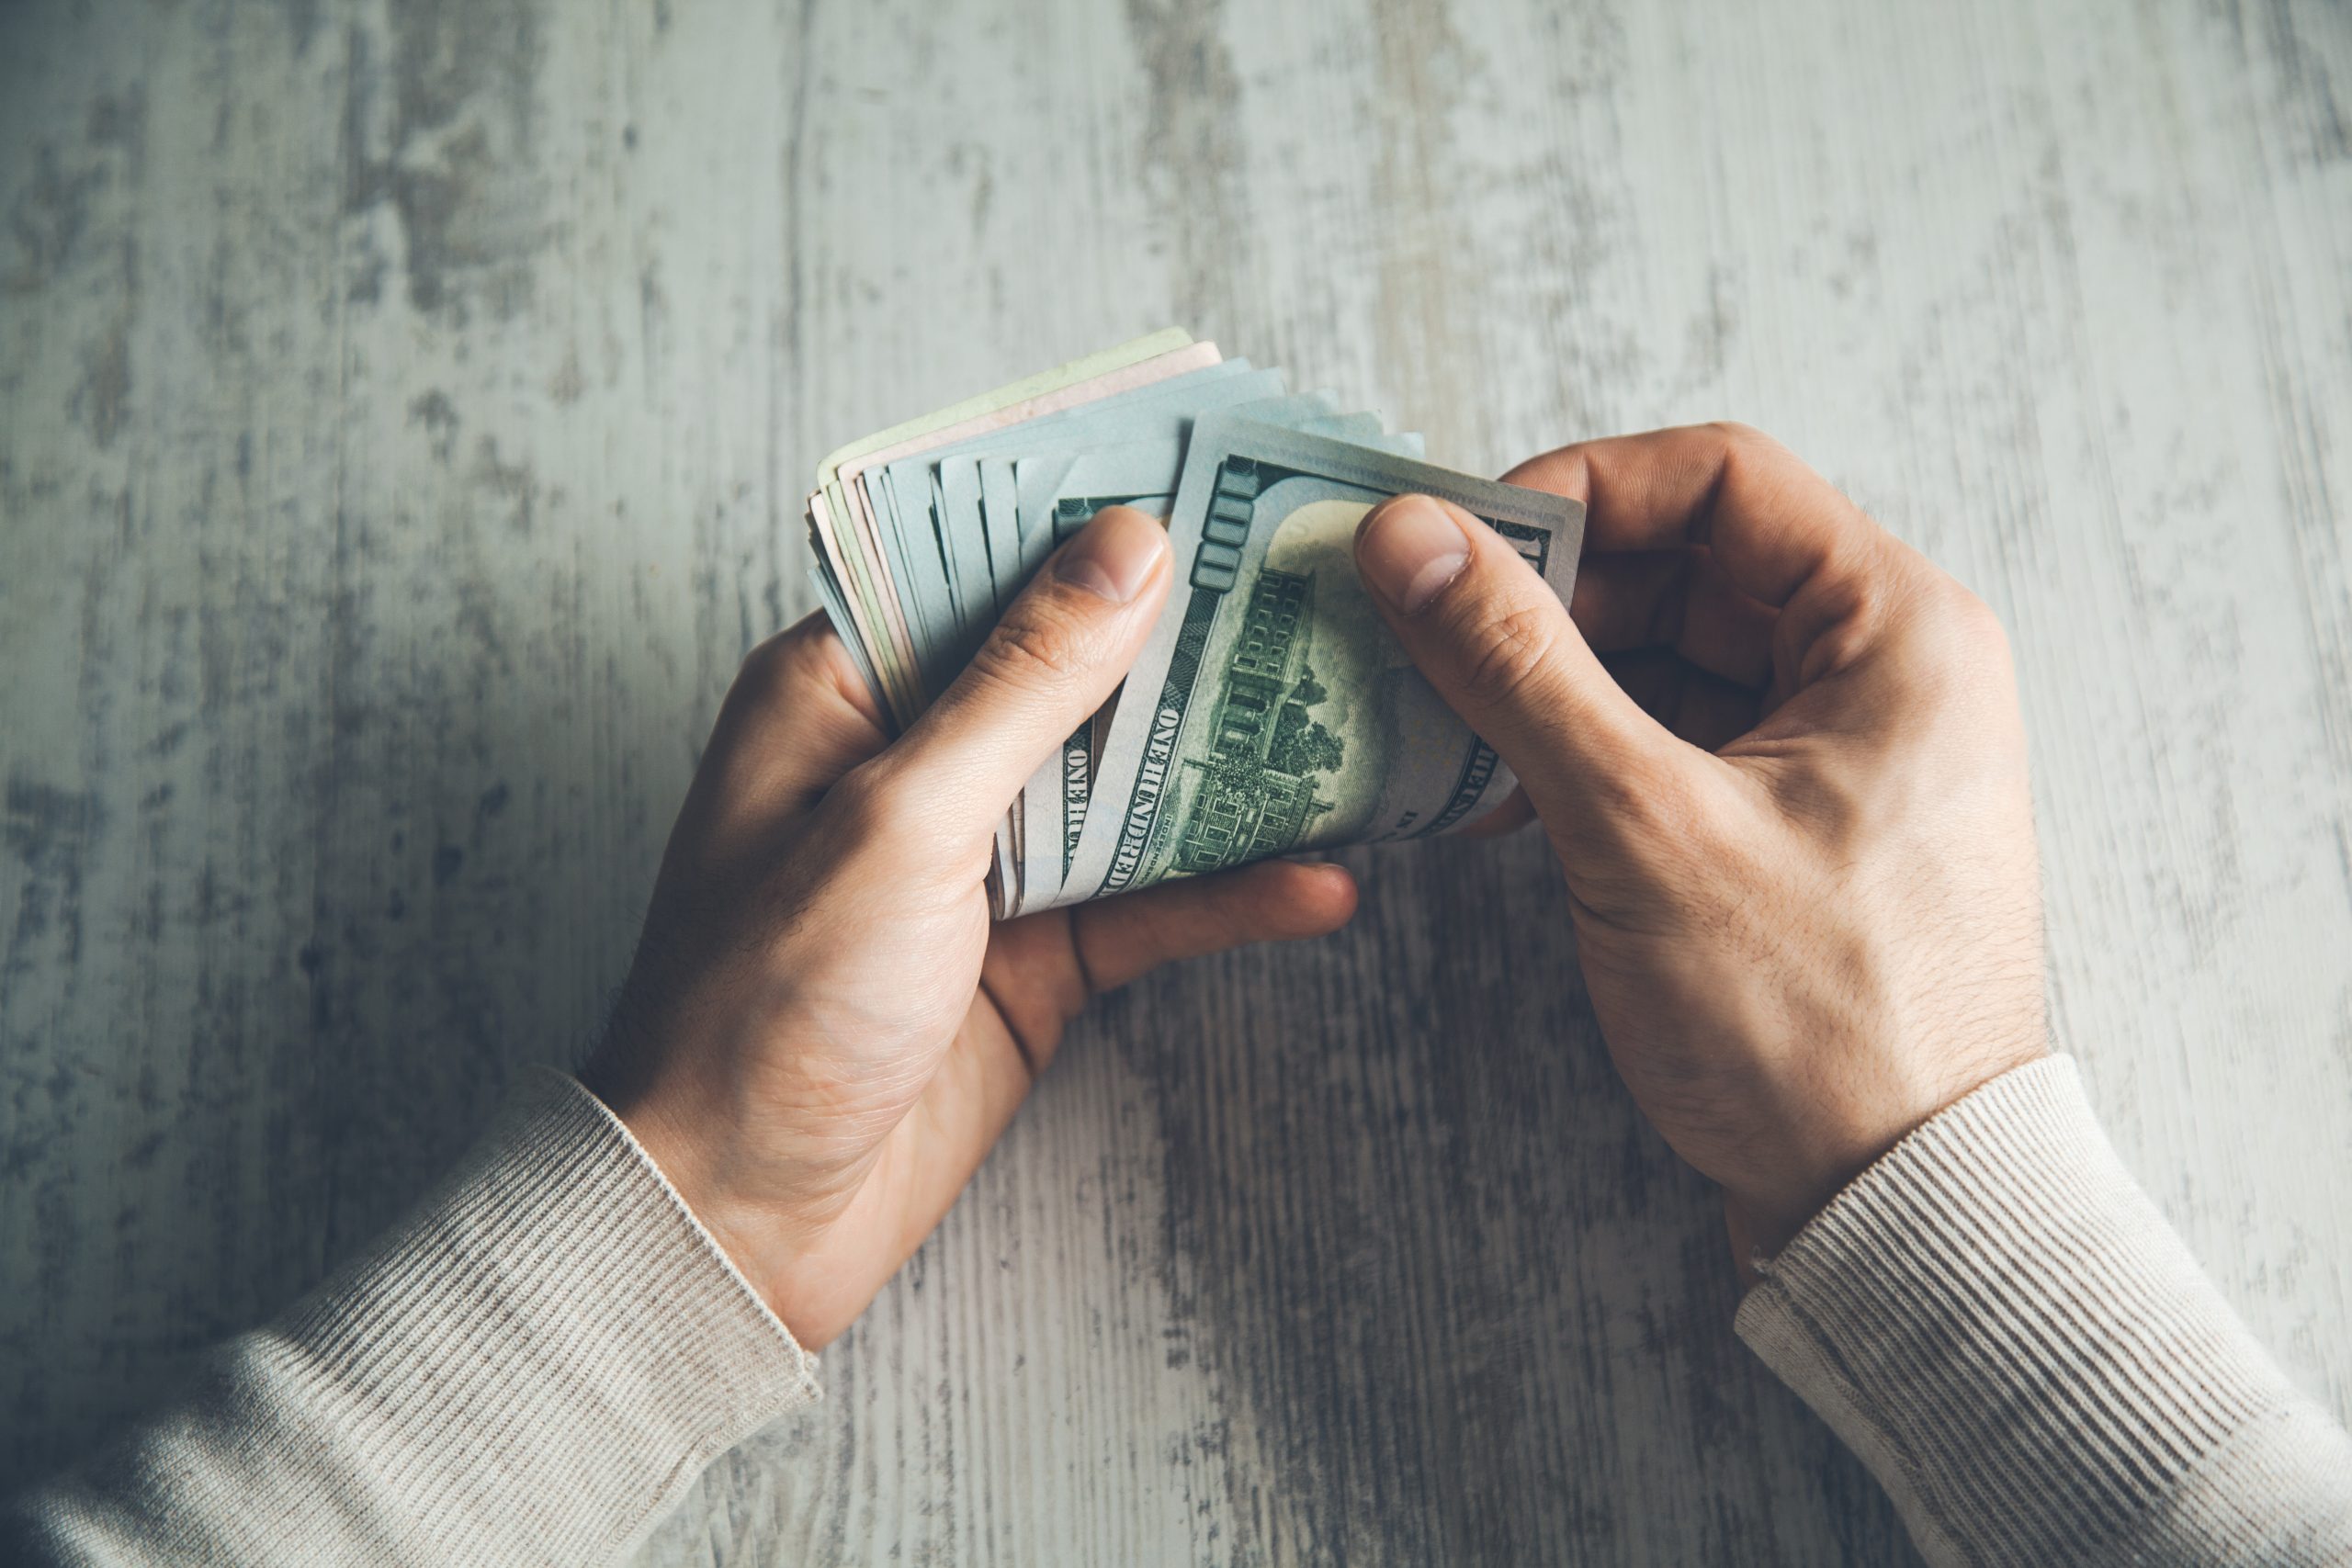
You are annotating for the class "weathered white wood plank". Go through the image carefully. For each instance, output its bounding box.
[2,1,2346,1564]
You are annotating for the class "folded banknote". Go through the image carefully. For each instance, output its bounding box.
[805,331,1585,918]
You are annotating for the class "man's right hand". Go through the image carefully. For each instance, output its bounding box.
[1351,423,2050,1267]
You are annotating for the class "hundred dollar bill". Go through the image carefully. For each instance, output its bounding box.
[1049,418,1583,910]
[871,368,1301,913]
[1001,408,1425,915]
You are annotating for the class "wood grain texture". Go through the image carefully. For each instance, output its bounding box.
[2,0,2346,1562]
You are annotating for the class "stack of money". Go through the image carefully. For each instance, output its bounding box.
[806,329,1585,918]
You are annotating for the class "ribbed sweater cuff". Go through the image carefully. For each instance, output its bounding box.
[281,1068,822,1556]
[30,1070,821,1566]
[1736,1055,2352,1566]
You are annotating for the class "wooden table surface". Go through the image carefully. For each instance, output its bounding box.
[5,1,2347,1562]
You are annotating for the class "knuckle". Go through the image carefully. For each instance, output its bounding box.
[1702,420,1784,461]
[734,630,797,696]
[1455,598,1565,712]
[1884,581,2015,716]
[822,759,919,849]
[1947,588,2012,660]
[972,605,1088,693]
[1702,423,1817,516]
[1703,418,1766,447]
[734,617,832,703]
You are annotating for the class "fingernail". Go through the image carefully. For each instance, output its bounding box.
[1055,506,1166,604]
[1355,494,1471,615]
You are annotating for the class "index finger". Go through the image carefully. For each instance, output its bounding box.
[688,615,893,853]
[1501,423,1887,609]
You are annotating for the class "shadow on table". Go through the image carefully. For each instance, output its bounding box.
[0,631,686,1496]
[1094,830,1918,1565]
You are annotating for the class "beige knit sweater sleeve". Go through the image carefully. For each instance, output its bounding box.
[6,1070,820,1566]
[1738,1055,2352,1565]
[10,1060,2350,1565]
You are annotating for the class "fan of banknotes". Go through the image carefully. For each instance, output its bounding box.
[806,328,1585,919]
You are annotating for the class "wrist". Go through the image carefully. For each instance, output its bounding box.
[579,1069,851,1347]
[1726,1040,2052,1269]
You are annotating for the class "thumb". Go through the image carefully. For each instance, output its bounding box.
[876,505,1171,842]
[1352,492,1686,850]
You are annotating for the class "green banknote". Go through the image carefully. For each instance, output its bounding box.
[1049,417,1583,910]
[1002,402,1424,913]
[805,333,1571,918]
